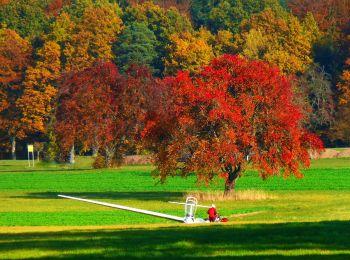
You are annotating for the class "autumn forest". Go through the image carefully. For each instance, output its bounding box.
[0,0,349,185]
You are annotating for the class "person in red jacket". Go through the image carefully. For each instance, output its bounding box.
[207,204,218,222]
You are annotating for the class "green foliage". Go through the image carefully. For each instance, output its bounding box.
[313,35,345,78]
[123,1,192,40]
[115,0,129,9]
[190,0,282,33]
[46,12,76,44]
[122,1,193,74]
[278,0,288,8]
[114,21,158,73]
[43,128,60,162]
[61,0,123,21]
[61,0,94,20]
[0,0,50,39]
[211,30,236,56]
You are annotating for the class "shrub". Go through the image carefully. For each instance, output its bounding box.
[92,155,105,169]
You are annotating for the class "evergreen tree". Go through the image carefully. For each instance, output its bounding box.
[114,22,158,73]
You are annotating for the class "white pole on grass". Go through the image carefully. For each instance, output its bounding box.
[58,194,184,222]
[168,201,211,208]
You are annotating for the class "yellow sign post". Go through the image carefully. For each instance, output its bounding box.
[27,144,34,167]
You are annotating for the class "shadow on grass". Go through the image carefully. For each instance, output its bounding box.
[13,191,185,202]
[1,221,349,259]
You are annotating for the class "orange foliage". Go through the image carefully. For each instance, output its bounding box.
[0,29,32,85]
[46,0,71,16]
[0,0,10,5]
[0,29,32,139]
[17,41,61,134]
[333,35,350,143]
[288,0,350,34]
[337,54,350,105]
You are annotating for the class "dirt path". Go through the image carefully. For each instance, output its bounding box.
[311,148,350,159]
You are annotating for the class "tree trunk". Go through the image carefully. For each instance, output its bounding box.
[10,136,16,160]
[224,179,236,196]
[223,164,241,196]
[69,145,75,164]
[92,134,99,157]
[92,145,98,157]
[104,144,116,168]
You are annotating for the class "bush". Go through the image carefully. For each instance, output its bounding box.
[92,155,105,169]
[43,131,60,162]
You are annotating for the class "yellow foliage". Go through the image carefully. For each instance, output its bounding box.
[78,5,123,60]
[212,30,236,56]
[164,28,214,75]
[64,30,94,72]
[235,9,320,74]
[53,4,123,72]
[240,29,267,59]
[46,12,75,43]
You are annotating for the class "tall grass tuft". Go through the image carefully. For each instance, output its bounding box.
[185,190,274,202]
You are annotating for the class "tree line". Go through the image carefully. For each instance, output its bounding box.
[0,1,349,175]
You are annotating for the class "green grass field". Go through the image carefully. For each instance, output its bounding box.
[0,157,350,259]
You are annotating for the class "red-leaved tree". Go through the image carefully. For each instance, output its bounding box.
[142,55,323,194]
[56,61,154,167]
[46,0,70,16]
[288,0,350,35]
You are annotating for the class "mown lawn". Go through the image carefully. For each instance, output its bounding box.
[0,157,350,258]
[1,221,350,259]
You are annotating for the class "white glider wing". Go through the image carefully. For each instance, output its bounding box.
[58,194,184,222]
